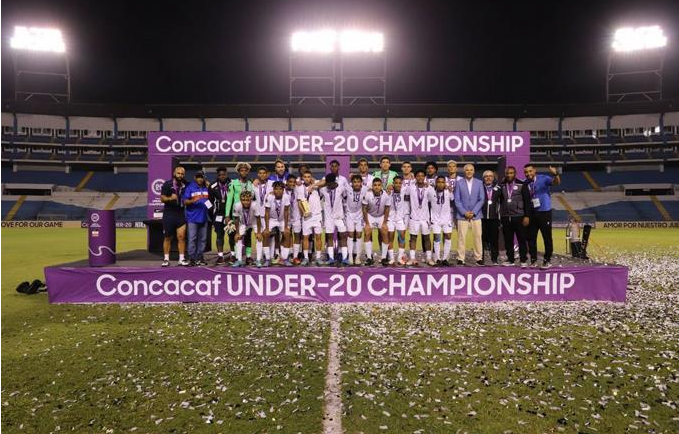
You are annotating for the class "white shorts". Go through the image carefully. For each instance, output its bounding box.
[346,213,364,232]
[325,217,347,234]
[431,221,453,234]
[267,219,286,232]
[387,219,407,232]
[289,219,302,234]
[366,215,387,230]
[408,219,431,235]
[302,214,323,236]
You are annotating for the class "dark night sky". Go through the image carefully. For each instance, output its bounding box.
[2,0,678,105]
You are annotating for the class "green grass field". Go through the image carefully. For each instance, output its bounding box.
[2,227,678,433]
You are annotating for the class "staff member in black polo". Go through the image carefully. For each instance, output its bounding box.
[481,170,502,265]
[209,166,231,264]
[498,166,531,268]
[160,166,189,267]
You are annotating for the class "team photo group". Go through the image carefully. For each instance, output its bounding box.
[160,157,561,270]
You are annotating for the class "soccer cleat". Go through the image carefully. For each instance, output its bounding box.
[435,260,442,266]
[315,258,325,267]
[353,257,362,266]
[426,259,436,267]
[364,258,374,266]
[520,262,528,269]
[406,259,418,267]
[476,260,484,266]
[398,256,408,266]
[263,259,271,267]
[300,258,310,266]
[381,258,389,266]
[231,260,243,268]
[178,259,190,266]
[283,259,294,267]
[540,261,552,270]
[456,260,465,266]
[256,260,263,268]
[188,260,196,267]
[216,256,225,265]
[502,261,514,267]
[196,259,207,266]
[530,261,539,268]
[441,260,450,267]
[326,258,336,267]
[341,258,350,267]
[293,257,302,266]
[161,260,170,267]
[348,256,354,266]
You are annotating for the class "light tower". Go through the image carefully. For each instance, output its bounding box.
[606,25,667,102]
[10,26,71,103]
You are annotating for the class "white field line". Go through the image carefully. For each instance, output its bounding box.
[322,305,343,434]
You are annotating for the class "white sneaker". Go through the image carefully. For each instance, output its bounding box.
[354,258,362,266]
[502,261,514,267]
[348,257,354,266]
[177,259,190,266]
[520,262,528,269]
[540,261,552,270]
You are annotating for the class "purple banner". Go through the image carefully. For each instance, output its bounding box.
[87,210,116,267]
[149,131,530,157]
[45,266,627,303]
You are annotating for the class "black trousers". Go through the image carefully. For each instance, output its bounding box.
[214,221,226,251]
[481,218,500,262]
[527,210,553,262]
[500,216,528,263]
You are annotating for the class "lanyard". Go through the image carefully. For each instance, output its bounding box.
[258,185,266,205]
[218,181,228,200]
[417,187,425,207]
[242,207,250,226]
[274,198,282,219]
[329,188,337,209]
[380,172,389,185]
[506,182,514,199]
[528,180,536,198]
[392,192,399,211]
[485,186,493,200]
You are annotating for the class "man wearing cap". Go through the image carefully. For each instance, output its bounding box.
[226,162,255,260]
[160,166,189,267]
[182,171,211,266]
[209,166,231,265]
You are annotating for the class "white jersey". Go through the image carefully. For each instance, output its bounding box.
[264,194,290,222]
[254,182,272,210]
[358,173,374,188]
[446,175,463,200]
[401,175,416,190]
[233,202,260,228]
[323,174,350,190]
[429,189,453,223]
[285,189,301,222]
[345,186,367,215]
[425,176,437,188]
[295,184,323,217]
[388,189,410,222]
[362,190,392,217]
[407,184,434,221]
[320,185,348,220]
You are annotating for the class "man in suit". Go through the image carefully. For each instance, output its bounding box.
[454,164,485,265]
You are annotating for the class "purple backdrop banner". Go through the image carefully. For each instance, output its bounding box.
[146,131,530,218]
[45,266,627,304]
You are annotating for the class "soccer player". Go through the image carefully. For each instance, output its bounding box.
[356,158,374,188]
[498,166,530,268]
[182,171,210,266]
[406,170,434,266]
[480,170,502,265]
[160,166,189,267]
[254,166,272,264]
[263,181,290,267]
[454,164,485,266]
[231,191,262,267]
[285,174,303,264]
[446,160,463,193]
[425,161,439,187]
[320,174,349,265]
[430,175,454,266]
[296,170,324,266]
[345,174,368,265]
[362,178,392,266]
[387,175,410,265]
[225,162,254,261]
[372,156,398,188]
[524,164,561,269]
[208,166,230,264]
[400,161,416,189]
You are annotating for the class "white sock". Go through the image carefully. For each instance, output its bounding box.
[293,243,300,258]
[236,241,243,261]
[410,249,417,260]
[164,253,170,261]
[355,238,362,257]
[328,246,335,259]
[365,241,373,258]
[347,238,354,258]
[434,241,441,260]
[281,247,290,260]
[304,249,310,260]
[264,247,271,260]
[341,246,348,260]
[388,249,394,260]
[179,254,185,261]
[218,252,223,257]
[256,241,263,260]
[426,250,432,261]
[315,250,322,260]
[269,243,275,259]
[381,243,389,259]
[444,239,452,261]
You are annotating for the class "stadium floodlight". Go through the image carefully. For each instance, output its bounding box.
[291,30,337,53]
[612,25,667,52]
[10,26,66,53]
[339,30,384,53]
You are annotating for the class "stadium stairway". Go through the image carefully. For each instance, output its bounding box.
[3,195,26,221]
[650,196,672,221]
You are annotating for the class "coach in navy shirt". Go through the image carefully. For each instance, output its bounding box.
[183,171,211,266]
[524,164,561,269]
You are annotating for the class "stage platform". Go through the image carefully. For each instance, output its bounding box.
[45,250,628,303]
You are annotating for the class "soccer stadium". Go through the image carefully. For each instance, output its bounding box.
[2,1,679,433]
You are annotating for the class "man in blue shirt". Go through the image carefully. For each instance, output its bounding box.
[523,164,561,269]
[182,171,211,266]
